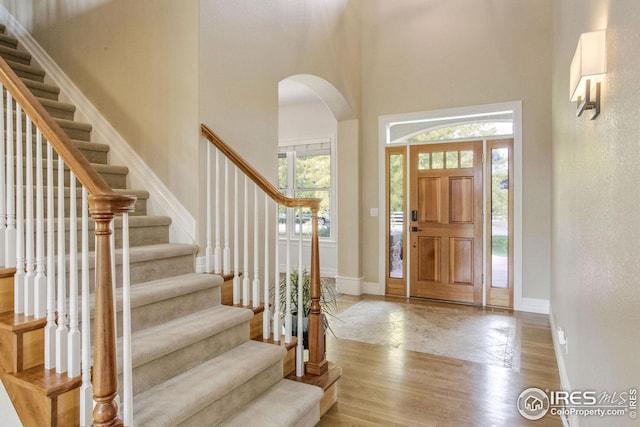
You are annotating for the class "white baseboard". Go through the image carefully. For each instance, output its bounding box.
[0,7,195,245]
[549,304,575,427]
[363,281,384,295]
[335,276,363,295]
[516,297,550,314]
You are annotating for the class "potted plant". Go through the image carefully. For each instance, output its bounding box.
[277,269,337,348]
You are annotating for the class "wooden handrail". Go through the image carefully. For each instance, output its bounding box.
[201,124,328,377]
[201,124,320,211]
[0,55,135,426]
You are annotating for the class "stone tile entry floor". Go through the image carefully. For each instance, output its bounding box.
[330,296,518,369]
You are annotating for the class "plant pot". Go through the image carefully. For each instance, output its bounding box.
[291,313,309,349]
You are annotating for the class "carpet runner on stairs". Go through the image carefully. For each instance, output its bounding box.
[0,22,323,426]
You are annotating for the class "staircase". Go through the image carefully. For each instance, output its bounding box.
[0,24,324,427]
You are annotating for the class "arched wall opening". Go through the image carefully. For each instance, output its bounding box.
[278,75,362,293]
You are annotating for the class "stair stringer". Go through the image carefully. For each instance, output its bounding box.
[0,5,196,246]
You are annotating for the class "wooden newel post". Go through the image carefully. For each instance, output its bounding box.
[306,208,328,376]
[89,195,135,427]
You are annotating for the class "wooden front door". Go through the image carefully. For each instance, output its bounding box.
[409,141,483,304]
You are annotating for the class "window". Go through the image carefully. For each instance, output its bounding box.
[278,140,333,239]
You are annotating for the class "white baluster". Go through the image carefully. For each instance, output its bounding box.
[242,176,250,307]
[14,105,24,313]
[273,202,280,343]
[214,149,221,273]
[56,156,68,373]
[205,143,212,273]
[44,142,56,369]
[223,158,230,275]
[34,130,46,319]
[5,92,15,268]
[285,210,292,344]
[122,212,133,427]
[252,184,259,307]
[232,168,240,305]
[263,195,270,340]
[68,174,80,378]
[24,116,35,316]
[0,84,6,266]
[296,208,304,377]
[79,187,93,426]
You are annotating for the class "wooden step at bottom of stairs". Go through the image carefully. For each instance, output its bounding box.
[1,364,80,427]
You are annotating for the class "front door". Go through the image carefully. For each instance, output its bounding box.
[409,141,483,304]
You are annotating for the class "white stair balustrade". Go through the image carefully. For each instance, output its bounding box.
[14,104,24,313]
[205,142,212,273]
[24,116,35,316]
[252,184,260,307]
[67,174,80,379]
[233,167,240,305]
[55,155,68,374]
[44,142,56,370]
[273,202,280,343]
[242,176,250,307]
[223,158,230,275]
[5,92,15,268]
[79,187,92,427]
[33,129,46,319]
[263,194,270,340]
[214,148,221,273]
[296,208,304,377]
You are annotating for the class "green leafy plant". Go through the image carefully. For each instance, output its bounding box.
[277,269,338,338]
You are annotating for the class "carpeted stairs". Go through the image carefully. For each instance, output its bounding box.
[0,24,323,426]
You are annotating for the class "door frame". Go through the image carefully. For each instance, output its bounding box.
[377,101,523,308]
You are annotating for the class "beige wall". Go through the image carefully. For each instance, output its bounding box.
[0,0,201,215]
[361,0,553,299]
[198,0,362,266]
[551,0,640,418]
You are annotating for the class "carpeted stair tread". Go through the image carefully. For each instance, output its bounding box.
[36,97,76,120]
[0,44,31,65]
[218,379,323,427]
[133,340,286,427]
[5,58,44,81]
[21,78,59,100]
[0,32,18,49]
[83,273,222,319]
[118,304,252,370]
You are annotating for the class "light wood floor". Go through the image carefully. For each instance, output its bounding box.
[318,296,562,426]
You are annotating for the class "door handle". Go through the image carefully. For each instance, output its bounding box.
[411,226,422,232]
[411,210,418,222]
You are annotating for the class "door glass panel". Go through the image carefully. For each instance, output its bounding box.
[418,152,430,170]
[446,151,459,169]
[490,147,509,288]
[460,150,473,168]
[431,152,444,169]
[389,153,404,279]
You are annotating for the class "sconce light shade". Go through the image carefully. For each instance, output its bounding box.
[569,29,606,119]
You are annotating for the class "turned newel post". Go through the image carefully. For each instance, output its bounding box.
[306,207,328,376]
[89,194,136,427]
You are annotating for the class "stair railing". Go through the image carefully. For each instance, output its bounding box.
[202,124,329,378]
[0,56,136,426]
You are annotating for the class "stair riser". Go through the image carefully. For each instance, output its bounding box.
[23,82,59,101]
[41,103,74,121]
[122,286,221,336]
[16,189,147,217]
[33,222,168,255]
[10,66,43,82]
[16,139,108,164]
[0,47,30,66]
[16,163,127,189]
[179,360,284,427]
[0,35,18,49]
[123,322,249,396]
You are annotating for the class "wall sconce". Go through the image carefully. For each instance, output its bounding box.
[570,29,606,120]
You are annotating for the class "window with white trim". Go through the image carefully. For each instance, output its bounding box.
[278,139,332,239]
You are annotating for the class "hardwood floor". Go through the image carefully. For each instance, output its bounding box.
[318,296,562,426]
